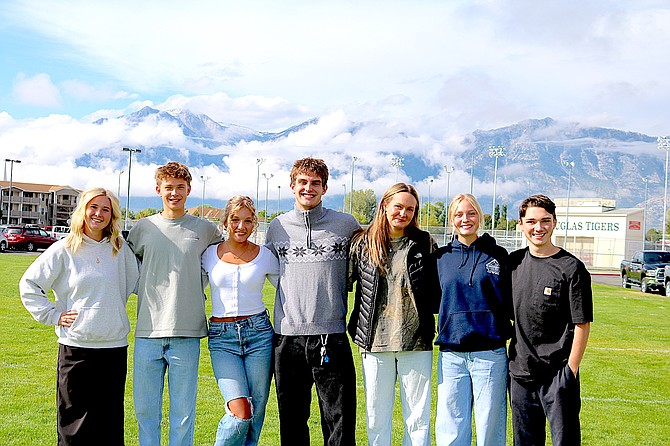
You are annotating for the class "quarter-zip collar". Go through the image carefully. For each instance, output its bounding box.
[292,201,325,247]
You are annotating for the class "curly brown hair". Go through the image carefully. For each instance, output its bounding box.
[155,162,192,186]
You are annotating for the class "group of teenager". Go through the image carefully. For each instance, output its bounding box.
[19,156,592,446]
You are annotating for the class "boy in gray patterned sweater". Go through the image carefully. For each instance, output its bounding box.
[266,157,360,446]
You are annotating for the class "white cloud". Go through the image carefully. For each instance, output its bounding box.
[158,93,311,131]
[12,73,60,107]
[3,1,670,208]
[60,79,138,102]
[3,1,670,134]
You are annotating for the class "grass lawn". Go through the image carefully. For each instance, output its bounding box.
[1,253,669,445]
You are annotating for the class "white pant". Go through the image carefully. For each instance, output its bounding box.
[361,350,433,446]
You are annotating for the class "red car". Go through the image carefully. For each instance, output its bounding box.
[3,226,57,252]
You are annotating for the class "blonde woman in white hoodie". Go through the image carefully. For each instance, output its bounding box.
[20,187,139,446]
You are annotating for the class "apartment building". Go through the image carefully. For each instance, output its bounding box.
[0,181,80,226]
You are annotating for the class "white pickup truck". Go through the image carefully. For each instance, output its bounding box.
[49,226,70,240]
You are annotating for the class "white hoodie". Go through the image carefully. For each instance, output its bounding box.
[20,235,140,348]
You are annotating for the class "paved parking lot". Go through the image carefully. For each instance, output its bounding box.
[590,271,620,287]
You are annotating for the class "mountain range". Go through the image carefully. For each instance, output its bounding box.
[79,107,666,227]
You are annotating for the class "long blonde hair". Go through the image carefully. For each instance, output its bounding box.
[65,188,124,256]
[352,183,420,270]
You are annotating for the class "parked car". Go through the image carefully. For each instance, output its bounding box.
[662,265,670,297]
[3,226,57,252]
[621,250,670,294]
[45,225,71,240]
[0,231,7,252]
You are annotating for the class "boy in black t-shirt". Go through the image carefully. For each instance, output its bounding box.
[508,194,593,446]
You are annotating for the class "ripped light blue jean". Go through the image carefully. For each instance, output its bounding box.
[208,311,274,446]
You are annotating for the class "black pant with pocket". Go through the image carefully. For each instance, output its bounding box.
[274,333,357,446]
[57,344,127,446]
[510,363,582,446]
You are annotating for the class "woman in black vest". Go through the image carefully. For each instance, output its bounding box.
[348,182,437,446]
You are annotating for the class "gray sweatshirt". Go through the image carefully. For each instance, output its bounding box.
[266,202,361,335]
[127,212,220,338]
[20,236,139,348]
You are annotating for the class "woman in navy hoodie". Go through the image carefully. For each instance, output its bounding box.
[434,193,512,446]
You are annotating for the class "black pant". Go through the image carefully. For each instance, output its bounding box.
[510,364,582,446]
[274,333,356,446]
[57,344,127,446]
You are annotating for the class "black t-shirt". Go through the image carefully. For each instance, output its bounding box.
[508,247,593,382]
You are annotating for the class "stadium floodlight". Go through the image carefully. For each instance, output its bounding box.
[122,148,141,231]
[488,146,506,231]
[443,166,454,245]
[4,159,21,224]
[563,160,576,247]
[659,136,670,249]
[391,156,404,183]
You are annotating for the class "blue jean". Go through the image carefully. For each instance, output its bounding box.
[208,312,274,446]
[435,348,508,446]
[133,337,201,446]
[361,350,433,446]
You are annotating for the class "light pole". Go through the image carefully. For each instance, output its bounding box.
[659,136,670,250]
[117,169,125,198]
[122,148,141,231]
[563,160,575,247]
[443,166,454,245]
[642,177,649,249]
[488,146,506,231]
[342,183,347,213]
[277,185,281,216]
[427,178,434,230]
[4,159,21,224]
[263,173,273,242]
[200,175,210,219]
[391,156,404,183]
[350,157,358,215]
[470,155,475,194]
[255,158,265,209]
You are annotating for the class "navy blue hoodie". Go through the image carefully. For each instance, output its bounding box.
[434,232,513,352]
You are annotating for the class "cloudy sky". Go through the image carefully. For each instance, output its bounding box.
[1,0,669,206]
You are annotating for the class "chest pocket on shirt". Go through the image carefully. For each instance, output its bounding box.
[535,278,563,312]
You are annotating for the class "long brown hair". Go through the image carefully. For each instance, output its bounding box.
[352,183,420,270]
[65,188,124,256]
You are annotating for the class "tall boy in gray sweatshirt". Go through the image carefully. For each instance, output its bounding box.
[266,157,361,446]
[127,162,219,446]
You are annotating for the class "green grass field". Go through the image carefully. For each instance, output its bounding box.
[1,253,669,445]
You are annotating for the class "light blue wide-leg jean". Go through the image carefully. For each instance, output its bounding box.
[435,348,508,446]
[133,337,201,446]
[208,312,274,446]
[361,350,433,446]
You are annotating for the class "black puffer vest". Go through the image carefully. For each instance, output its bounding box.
[347,226,437,350]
